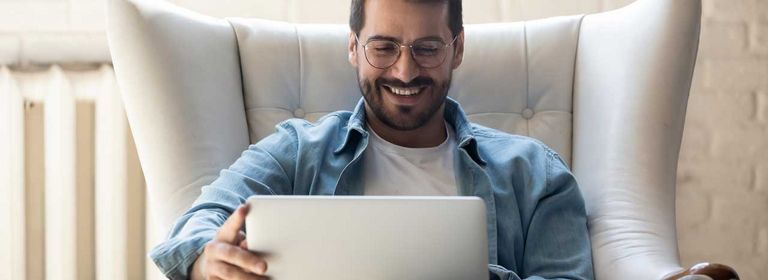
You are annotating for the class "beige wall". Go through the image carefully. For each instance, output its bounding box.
[1,0,766,279]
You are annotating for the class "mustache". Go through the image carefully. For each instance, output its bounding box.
[375,76,434,88]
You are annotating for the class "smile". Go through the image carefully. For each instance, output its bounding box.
[383,85,425,96]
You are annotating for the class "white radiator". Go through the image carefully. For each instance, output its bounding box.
[0,64,163,280]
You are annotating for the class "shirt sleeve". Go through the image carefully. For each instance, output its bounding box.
[488,263,523,280]
[148,122,299,279]
[519,150,595,279]
[488,149,593,280]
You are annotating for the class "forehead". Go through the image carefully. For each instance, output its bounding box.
[361,0,451,41]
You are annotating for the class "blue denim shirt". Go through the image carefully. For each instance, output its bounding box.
[150,97,594,280]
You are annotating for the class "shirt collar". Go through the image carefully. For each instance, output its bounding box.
[335,97,486,166]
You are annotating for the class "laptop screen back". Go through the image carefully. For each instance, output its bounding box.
[245,196,488,280]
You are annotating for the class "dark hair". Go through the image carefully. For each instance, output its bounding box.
[350,0,463,37]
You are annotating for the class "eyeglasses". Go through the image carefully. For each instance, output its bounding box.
[355,34,459,69]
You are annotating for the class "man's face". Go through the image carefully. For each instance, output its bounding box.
[348,0,464,131]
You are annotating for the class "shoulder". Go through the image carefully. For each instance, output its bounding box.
[259,110,354,152]
[469,123,572,188]
[274,111,352,136]
[470,123,560,162]
[469,123,579,202]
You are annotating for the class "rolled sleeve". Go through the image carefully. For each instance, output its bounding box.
[149,208,226,279]
[149,122,299,279]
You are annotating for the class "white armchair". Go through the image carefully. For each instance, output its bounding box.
[107,0,738,278]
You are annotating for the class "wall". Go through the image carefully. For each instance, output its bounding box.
[0,0,765,279]
[677,1,768,279]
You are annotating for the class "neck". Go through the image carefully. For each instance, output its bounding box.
[365,105,447,148]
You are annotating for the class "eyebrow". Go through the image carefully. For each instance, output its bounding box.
[365,35,446,43]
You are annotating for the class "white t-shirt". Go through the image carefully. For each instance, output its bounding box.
[362,123,458,196]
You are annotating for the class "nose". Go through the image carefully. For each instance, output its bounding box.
[389,47,420,83]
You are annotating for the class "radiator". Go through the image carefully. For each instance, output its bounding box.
[0,64,163,280]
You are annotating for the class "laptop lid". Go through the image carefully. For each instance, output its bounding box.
[245,195,488,280]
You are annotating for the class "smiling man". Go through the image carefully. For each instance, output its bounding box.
[350,0,460,149]
[149,0,594,279]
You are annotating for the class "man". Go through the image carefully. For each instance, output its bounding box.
[150,0,594,279]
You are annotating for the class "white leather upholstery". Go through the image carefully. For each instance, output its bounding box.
[574,0,700,278]
[107,0,701,279]
[230,15,581,161]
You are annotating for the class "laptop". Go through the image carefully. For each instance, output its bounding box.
[245,195,488,280]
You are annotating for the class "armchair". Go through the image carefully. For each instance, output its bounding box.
[106,0,738,278]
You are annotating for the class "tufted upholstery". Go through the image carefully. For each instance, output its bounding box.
[231,16,580,163]
[107,0,701,279]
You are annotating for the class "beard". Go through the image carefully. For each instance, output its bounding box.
[358,73,451,131]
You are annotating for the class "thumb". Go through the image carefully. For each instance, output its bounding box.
[215,204,249,244]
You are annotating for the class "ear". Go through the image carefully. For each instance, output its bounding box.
[451,31,464,70]
[348,32,359,68]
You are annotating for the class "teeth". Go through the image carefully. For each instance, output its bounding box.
[386,86,421,96]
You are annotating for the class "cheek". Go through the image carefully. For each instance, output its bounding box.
[359,67,384,82]
[423,67,452,83]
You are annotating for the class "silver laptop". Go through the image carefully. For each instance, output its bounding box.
[245,195,488,280]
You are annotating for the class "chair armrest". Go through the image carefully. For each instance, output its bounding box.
[662,263,740,280]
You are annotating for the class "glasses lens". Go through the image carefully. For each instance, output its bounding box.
[361,38,451,69]
[411,40,446,68]
[364,40,399,68]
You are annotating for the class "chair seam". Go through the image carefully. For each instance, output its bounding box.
[225,18,250,143]
[295,24,304,113]
[571,14,586,167]
[523,21,531,136]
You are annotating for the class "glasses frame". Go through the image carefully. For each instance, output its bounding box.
[354,33,459,69]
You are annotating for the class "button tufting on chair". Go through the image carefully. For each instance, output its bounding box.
[522,108,534,120]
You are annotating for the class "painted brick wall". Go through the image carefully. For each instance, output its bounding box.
[1,0,765,278]
[677,0,768,279]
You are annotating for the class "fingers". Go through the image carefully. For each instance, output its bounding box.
[204,204,270,279]
[216,204,250,243]
[238,238,248,250]
[205,242,268,275]
[231,229,247,250]
[207,260,269,280]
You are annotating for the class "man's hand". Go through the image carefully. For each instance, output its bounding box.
[190,204,269,280]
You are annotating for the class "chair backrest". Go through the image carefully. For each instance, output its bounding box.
[107,0,701,278]
[232,17,579,163]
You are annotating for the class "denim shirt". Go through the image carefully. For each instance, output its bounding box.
[150,97,594,280]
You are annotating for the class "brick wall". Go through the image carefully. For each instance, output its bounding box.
[677,0,768,279]
[1,0,765,278]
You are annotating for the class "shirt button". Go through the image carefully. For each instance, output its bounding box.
[293,108,306,118]
[522,108,534,120]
